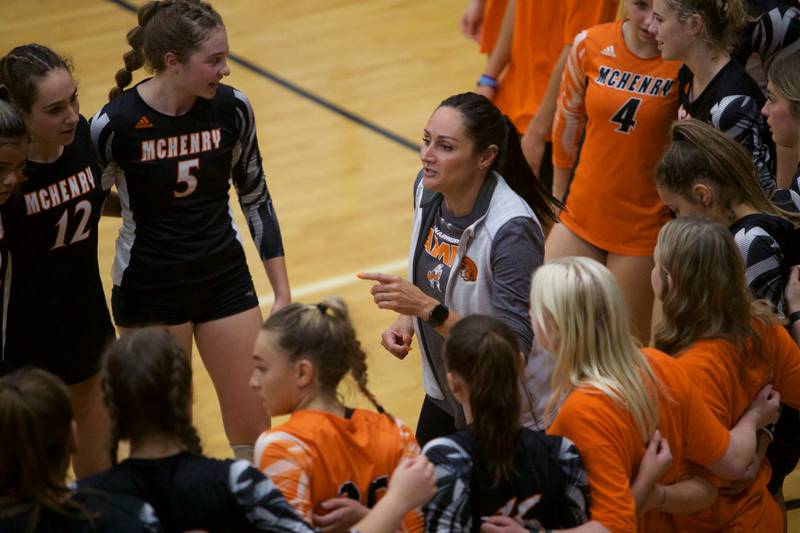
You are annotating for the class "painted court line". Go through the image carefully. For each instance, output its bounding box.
[257,258,408,306]
[106,0,420,152]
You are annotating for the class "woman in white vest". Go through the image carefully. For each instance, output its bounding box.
[360,92,560,446]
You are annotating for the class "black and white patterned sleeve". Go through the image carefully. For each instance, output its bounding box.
[89,108,121,192]
[231,89,285,261]
[752,6,800,72]
[708,95,774,195]
[553,436,590,528]
[733,226,785,314]
[422,437,474,533]
[771,171,800,212]
[228,460,315,532]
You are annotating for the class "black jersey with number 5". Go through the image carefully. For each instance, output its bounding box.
[91,82,284,289]
[0,116,114,384]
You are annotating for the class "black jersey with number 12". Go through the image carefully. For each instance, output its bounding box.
[0,116,114,384]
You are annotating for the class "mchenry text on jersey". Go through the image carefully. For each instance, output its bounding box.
[140,128,222,162]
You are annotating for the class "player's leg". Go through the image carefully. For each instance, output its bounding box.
[544,223,606,263]
[69,371,111,478]
[606,253,655,344]
[194,306,267,458]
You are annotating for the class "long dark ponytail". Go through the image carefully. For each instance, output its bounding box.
[443,315,521,487]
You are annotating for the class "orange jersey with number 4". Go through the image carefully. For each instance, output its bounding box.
[254,409,423,532]
[553,21,680,255]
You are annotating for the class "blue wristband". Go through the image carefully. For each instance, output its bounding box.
[477,74,499,89]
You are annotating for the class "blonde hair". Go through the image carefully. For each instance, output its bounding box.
[653,217,779,361]
[262,297,386,415]
[531,257,659,441]
[769,52,800,119]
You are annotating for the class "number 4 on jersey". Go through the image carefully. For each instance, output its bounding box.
[610,97,642,134]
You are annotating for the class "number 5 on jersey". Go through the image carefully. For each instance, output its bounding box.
[610,97,642,134]
[175,158,199,198]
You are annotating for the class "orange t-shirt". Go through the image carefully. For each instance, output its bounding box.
[553,20,679,255]
[547,348,730,533]
[493,0,618,134]
[649,322,800,532]
[479,0,509,53]
[255,409,422,532]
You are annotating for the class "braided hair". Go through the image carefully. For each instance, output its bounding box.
[102,328,202,465]
[109,0,224,100]
[261,298,387,415]
[0,44,72,113]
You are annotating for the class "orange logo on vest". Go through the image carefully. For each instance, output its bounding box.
[459,256,478,282]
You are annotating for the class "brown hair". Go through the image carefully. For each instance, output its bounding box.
[663,0,750,51]
[769,51,800,119]
[0,100,27,146]
[653,217,779,364]
[655,119,800,226]
[110,0,224,100]
[0,368,92,531]
[102,328,202,465]
[443,315,521,486]
[0,44,72,113]
[261,298,386,414]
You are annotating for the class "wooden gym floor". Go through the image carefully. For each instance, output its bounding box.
[2,0,798,529]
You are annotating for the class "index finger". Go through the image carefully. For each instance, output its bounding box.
[356,272,398,284]
[790,265,800,282]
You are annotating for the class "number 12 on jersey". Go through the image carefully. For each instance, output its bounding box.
[610,97,642,134]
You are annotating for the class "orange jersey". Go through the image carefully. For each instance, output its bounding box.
[648,323,800,532]
[493,0,617,134]
[254,409,422,532]
[479,0,509,54]
[547,349,730,533]
[553,21,680,255]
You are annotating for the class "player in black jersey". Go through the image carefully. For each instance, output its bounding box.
[0,101,26,205]
[650,0,776,195]
[0,44,116,478]
[761,50,800,518]
[81,328,435,533]
[0,368,159,533]
[92,0,291,461]
[422,315,589,532]
[765,51,800,210]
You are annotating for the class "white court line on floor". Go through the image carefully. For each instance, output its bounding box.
[258,257,408,306]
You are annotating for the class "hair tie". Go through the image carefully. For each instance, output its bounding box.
[316,302,334,317]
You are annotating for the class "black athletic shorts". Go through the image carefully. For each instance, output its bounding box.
[112,265,259,327]
[0,295,114,386]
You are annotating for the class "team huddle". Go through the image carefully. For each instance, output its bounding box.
[2,0,800,531]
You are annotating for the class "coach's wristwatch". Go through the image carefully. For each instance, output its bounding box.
[426,304,449,328]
